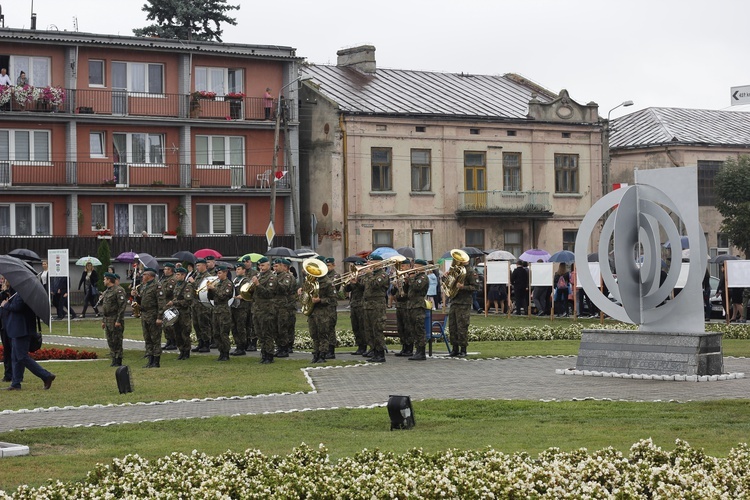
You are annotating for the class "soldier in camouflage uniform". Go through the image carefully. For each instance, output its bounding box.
[139,267,166,368]
[189,259,212,353]
[242,256,259,351]
[344,259,367,355]
[304,260,337,363]
[407,259,430,361]
[323,257,340,359]
[251,257,277,364]
[390,259,412,357]
[205,256,219,349]
[362,254,390,363]
[273,258,297,358]
[160,263,178,350]
[169,267,195,360]
[230,263,251,356]
[207,264,234,361]
[448,257,480,357]
[100,272,128,366]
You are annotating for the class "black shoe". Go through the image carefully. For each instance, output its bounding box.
[191,343,202,353]
[209,343,217,349]
[350,346,366,355]
[163,342,178,351]
[313,351,327,363]
[144,355,154,368]
[43,374,56,390]
[217,353,229,361]
[275,347,289,358]
[394,344,413,357]
[367,349,386,363]
[448,345,459,357]
[230,348,246,356]
[408,347,426,361]
[363,349,374,358]
[198,341,210,353]
[248,338,258,351]
[326,346,336,359]
[458,346,467,358]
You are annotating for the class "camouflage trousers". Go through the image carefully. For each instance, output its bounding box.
[276,307,296,348]
[363,307,386,350]
[212,305,232,355]
[141,314,163,356]
[396,306,409,345]
[408,307,427,347]
[350,304,366,348]
[308,306,335,353]
[193,304,213,343]
[103,317,124,359]
[448,302,471,347]
[174,311,192,352]
[231,305,250,349]
[253,301,277,355]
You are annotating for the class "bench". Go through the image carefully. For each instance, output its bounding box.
[384,310,449,356]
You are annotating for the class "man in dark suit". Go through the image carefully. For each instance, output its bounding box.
[0,285,56,390]
[52,276,77,319]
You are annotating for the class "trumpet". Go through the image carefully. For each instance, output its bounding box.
[333,255,406,286]
[195,276,219,293]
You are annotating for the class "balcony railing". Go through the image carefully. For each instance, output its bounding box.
[0,161,290,190]
[0,88,299,122]
[457,190,552,215]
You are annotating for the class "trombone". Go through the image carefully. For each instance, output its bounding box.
[389,263,440,282]
[332,255,406,286]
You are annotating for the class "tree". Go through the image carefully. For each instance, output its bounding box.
[714,154,750,259]
[133,0,240,42]
[97,239,111,292]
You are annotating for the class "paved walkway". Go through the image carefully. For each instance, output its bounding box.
[1,335,749,432]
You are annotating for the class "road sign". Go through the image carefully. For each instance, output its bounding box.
[730,85,750,106]
[265,221,275,248]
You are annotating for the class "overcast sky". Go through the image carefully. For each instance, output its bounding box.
[3,0,748,118]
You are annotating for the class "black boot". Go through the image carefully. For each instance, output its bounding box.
[458,346,467,358]
[326,345,335,359]
[351,345,366,355]
[363,348,374,358]
[163,341,177,351]
[367,348,386,363]
[191,341,202,353]
[395,344,413,356]
[449,344,459,357]
[144,355,154,368]
[260,351,274,364]
[217,352,229,361]
[110,356,121,367]
[176,350,185,360]
[313,351,326,363]
[152,356,160,368]
[408,346,426,361]
[230,347,246,356]
[182,350,190,360]
[275,345,289,358]
[198,340,210,353]
[311,351,319,363]
[248,338,258,351]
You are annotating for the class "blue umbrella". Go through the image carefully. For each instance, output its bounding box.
[370,247,399,259]
[548,250,576,263]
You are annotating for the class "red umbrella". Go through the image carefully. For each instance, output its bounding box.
[194,248,222,259]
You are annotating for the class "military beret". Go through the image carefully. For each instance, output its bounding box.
[235,262,245,268]
[163,262,176,269]
[280,258,291,266]
[241,256,252,262]
[143,267,157,275]
[258,257,269,264]
[216,264,228,271]
[174,267,188,274]
[104,272,117,280]
[316,255,327,262]
[368,254,383,261]
[324,257,335,264]
[196,258,207,264]
[272,258,282,265]
[205,255,216,261]
[114,273,121,280]
[415,259,428,265]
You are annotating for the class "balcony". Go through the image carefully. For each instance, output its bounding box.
[456,190,552,218]
[0,161,290,191]
[0,87,296,122]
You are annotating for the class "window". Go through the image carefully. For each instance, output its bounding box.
[0,130,50,162]
[372,229,393,249]
[113,62,163,94]
[195,204,244,234]
[507,130,517,137]
[464,151,486,190]
[717,233,730,248]
[371,148,392,191]
[562,132,571,138]
[413,230,433,261]
[697,160,722,206]
[91,203,107,230]
[196,136,244,166]
[195,67,243,95]
[504,230,522,258]
[470,128,480,135]
[88,60,105,87]
[131,204,166,234]
[562,229,577,252]
[410,149,431,192]
[0,203,51,235]
[113,133,164,164]
[503,152,521,191]
[90,132,105,158]
[415,126,426,133]
[554,154,579,193]
[465,229,485,250]
[10,56,50,87]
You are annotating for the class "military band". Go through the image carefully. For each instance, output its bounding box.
[207,264,234,361]
[230,263,251,356]
[138,267,166,368]
[189,258,213,353]
[169,267,195,360]
[160,262,178,350]
[101,272,128,366]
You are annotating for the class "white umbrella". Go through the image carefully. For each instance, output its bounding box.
[76,256,102,266]
[486,250,516,261]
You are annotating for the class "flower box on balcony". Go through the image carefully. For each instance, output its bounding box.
[163,230,178,240]
[97,235,112,240]
[95,229,112,239]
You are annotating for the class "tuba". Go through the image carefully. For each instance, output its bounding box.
[440,249,470,298]
[239,281,256,301]
[300,258,329,316]
[131,284,143,318]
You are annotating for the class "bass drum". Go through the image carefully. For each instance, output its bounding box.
[163,307,179,327]
[198,277,219,307]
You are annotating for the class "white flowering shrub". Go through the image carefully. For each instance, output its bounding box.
[4,440,750,498]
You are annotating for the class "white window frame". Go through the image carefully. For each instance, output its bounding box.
[114,62,164,96]
[0,203,52,236]
[88,59,105,87]
[0,129,51,164]
[195,203,245,235]
[91,203,107,230]
[10,55,51,87]
[89,131,106,158]
[195,67,243,96]
[195,135,245,168]
[129,204,167,235]
[112,132,165,166]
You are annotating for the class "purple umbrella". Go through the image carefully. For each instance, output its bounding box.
[519,249,551,263]
[116,251,138,263]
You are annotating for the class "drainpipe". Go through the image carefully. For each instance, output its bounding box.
[340,113,349,257]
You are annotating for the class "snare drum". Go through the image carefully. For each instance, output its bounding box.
[197,277,219,307]
[163,307,179,327]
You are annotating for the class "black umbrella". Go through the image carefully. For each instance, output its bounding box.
[294,248,317,258]
[136,252,159,270]
[461,247,486,258]
[266,246,298,258]
[172,251,196,264]
[0,255,50,324]
[396,246,416,259]
[8,248,42,262]
[344,255,363,263]
[712,254,739,264]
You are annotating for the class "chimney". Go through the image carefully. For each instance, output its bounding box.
[336,45,376,74]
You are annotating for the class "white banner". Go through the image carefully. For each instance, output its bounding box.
[486,260,510,285]
[47,249,69,277]
[530,262,554,286]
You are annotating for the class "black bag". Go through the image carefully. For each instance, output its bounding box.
[115,365,133,394]
[29,317,43,352]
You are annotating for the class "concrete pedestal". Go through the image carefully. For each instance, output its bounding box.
[576,329,724,376]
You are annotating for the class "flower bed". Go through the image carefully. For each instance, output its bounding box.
[0,346,97,360]
[6,439,750,498]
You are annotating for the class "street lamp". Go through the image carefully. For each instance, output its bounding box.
[268,75,314,249]
[603,100,634,195]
